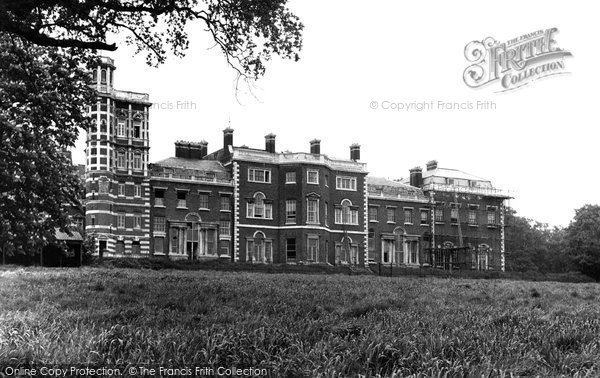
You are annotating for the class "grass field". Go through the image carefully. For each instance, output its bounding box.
[1,267,599,377]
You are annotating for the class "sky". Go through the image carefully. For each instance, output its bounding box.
[73,0,599,228]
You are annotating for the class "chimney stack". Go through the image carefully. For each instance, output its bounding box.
[409,167,423,187]
[265,133,276,153]
[199,140,208,158]
[426,160,438,171]
[310,139,321,154]
[223,127,234,150]
[175,141,191,158]
[189,143,202,159]
[350,143,360,161]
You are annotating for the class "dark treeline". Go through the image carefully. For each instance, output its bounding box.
[505,204,600,280]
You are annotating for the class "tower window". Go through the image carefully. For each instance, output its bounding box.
[133,120,141,139]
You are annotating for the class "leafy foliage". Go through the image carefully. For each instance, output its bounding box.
[0,0,303,79]
[505,207,571,273]
[0,35,94,256]
[565,204,600,280]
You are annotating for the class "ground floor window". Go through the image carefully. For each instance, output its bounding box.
[307,236,319,262]
[116,240,125,254]
[407,240,419,265]
[154,237,163,254]
[382,239,394,264]
[246,235,273,263]
[286,238,296,259]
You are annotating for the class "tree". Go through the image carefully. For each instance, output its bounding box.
[504,207,571,273]
[0,35,95,257]
[0,0,303,79]
[565,204,600,280]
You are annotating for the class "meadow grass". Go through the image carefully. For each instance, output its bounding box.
[1,266,599,377]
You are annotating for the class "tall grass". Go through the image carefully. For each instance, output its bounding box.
[1,267,599,376]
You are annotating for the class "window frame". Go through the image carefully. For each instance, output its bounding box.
[336,176,357,191]
[307,169,319,185]
[285,199,297,224]
[285,171,296,184]
[248,168,272,184]
[306,198,319,224]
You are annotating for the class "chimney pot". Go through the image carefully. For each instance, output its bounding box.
[426,160,438,171]
[223,127,234,150]
[409,166,423,187]
[199,140,208,158]
[265,133,276,153]
[310,139,321,154]
[350,143,361,161]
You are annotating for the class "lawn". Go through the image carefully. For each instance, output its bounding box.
[1,267,599,377]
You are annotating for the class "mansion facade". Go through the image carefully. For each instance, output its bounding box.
[85,58,511,271]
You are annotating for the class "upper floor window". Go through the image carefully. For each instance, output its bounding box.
[286,200,296,224]
[117,213,125,229]
[335,200,358,225]
[247,192,272,219]
[117,151,125,169]
[133,153,142,170]
[177,191,187,208]
[420,209,428,225]
[369,206,378,222]
[118,183,125,197]
[487,211,496,225]
[248,168,271,183]
[451,208,459,223]
[134,185,141,198]
[134,215,142,229]
[101,69,107,84]
[219,221,231,237]
[117,120,126,137]
[435,208,444,222]
[154,216,165,232]
[307,170,319,184]
[133,120,142,139]
[154,189,165,207]
[198,193,209,209]
[336,176,357,191]
[98,180,109,194]
[220,196,231,212]
[387,207,395,223]
[404,208,413,224]
[468,210,477,225]
[307,198,319,224]
[285,171,296,184]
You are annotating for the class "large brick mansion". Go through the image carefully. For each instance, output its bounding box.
[85,57,511,271]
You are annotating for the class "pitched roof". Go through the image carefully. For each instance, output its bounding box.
[152,157,228,173]
[422,167,490,182]
[55,229,83,241]
[367,177,428,202]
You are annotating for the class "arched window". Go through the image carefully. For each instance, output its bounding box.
[247,231,272,263]
[101,69,107,84]
[335,199,358,225]
[247,192,272,219]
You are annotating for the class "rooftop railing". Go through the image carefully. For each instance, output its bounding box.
[151,172,233,185]
[422,183,511,198]
[234,149,367,172]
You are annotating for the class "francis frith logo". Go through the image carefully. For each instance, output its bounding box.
[463,28,572,92]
